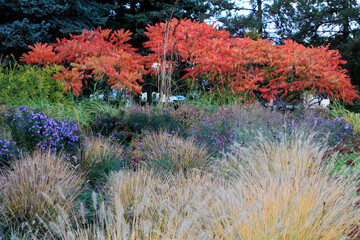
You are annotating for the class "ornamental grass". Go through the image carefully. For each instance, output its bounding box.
[211,131,360,239]
[80,135,124,172]
[45,131,360,239]
[140,130,212,173]
[0,151,84,237]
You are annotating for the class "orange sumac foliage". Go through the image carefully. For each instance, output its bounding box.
[144,18,358,104]
[21,28,145,96]
[144,18,231,79]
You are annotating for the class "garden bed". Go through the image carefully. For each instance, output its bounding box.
[0,100,359,239]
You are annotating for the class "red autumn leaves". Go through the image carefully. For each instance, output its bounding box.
[21,18,358,104]
[144,18,358,104]
[21,28,145,96]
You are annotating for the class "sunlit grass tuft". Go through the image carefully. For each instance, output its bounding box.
[211,131,360,239]
[141,131,212,173]
[1,117,359,239]
[46,131,360,239]
[0,151,84,236]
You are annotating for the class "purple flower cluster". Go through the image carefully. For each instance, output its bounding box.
[0,136,22,168]
[6,106,83,159]
[190,107,238,154]
[91,113,124,137]
[288,115,354,146]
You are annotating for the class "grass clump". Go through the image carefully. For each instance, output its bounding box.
[81,136,125,186]
[140,131,212,174]
[45,131,360,239]
[106,169,162,225]
[0,151,84,237]
[22,98,122,131]
[211,132,360,239]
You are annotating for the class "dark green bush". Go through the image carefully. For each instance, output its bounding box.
[125,112,152,133]
[91,112,125,137]
[125,111,183,134]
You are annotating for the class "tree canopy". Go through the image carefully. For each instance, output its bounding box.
[0,0,110,57]
[22,19,359,105]
[268,0,360,45]
[0,0,235,57]
[105,0,212,54]
[218,0,360,87]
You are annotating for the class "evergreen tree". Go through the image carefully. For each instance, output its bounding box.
[219,0,360,100]
[105,0,225,54]
[268,0,360,85]
[217,0,273,38]
[0,0,111,58]
[268,0,360,45]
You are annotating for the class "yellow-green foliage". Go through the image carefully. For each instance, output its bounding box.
[0,63,66,105]
[141,131,212,173]
[0,104,9,133]
[245,28,263,40]
[331,102,360,134]
[0,151,84,235]
[342,112,360,134]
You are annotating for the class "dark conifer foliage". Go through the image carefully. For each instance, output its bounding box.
[0,0,111,57]
[105,0,212,54]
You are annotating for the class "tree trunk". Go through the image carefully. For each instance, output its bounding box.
[257,0,263,37]
[343,0,350,42]
[146,75,153,104]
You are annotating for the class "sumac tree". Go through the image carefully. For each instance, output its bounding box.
[143,18,358,105]
[21,28,145,97]
[21,19,358,105]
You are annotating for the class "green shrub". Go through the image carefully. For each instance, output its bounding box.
[0,63,66,105]
[91,112,125,136]
[125,111,153,133]
[124,110,183,136]
[123,104,183,134]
